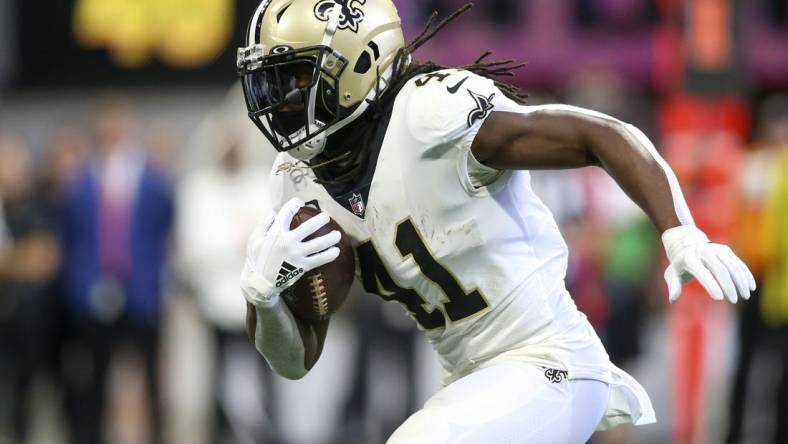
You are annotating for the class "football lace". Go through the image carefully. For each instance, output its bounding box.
[309,273,329,318]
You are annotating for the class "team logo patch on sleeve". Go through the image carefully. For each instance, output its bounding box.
[466,90,496,128]
[314,0,367,33]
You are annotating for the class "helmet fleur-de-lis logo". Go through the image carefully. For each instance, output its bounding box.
[314,0,367,33]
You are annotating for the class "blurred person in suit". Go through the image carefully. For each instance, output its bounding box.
[176,137,279,444]
[42,126,90,203]
[0,134,61,443]
[726,96,788,444]
[58,97,173,444]
[145,125,179,175]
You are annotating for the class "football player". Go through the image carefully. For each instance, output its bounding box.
[237,1,756,442]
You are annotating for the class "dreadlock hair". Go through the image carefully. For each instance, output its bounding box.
[381,4,528,109]
[312,3,527,190]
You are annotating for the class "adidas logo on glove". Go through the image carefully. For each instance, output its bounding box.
[276,262,304,288]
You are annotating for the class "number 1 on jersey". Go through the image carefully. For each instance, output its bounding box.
[357,218,490,330]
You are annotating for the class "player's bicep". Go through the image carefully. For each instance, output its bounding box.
[472,106,607,171]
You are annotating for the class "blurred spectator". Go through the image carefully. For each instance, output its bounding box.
[727,96,788,444]
[565,68,660,370]
[564,226,608,328]
[663,128,743,444]
[176,137,279,443]
[58,97,173,444]
[146,125,180,175]
[42,126,89,201]
[580,170,660,368]
[760,121,788,444]
[0,134,61,443]
[599,216,658,365]
[339,295,420,443]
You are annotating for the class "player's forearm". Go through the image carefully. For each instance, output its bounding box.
[476,107,694,233]
[578,114,755,304]
[244,296,310,380]
[585,120,693,233]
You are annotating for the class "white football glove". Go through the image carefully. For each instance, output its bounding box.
[662,225,756,304]
[241,197,341,307]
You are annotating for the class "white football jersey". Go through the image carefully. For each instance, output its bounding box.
[269,70,612,384]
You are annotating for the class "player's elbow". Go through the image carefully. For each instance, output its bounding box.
[257,349,310,380]
[271,362,309,380]
[585,118,637,167]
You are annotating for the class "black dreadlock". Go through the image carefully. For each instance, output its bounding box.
[311,3,527,191]
[379,4,527,110]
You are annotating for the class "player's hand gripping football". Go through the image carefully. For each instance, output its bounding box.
[241,198,341,307]
[662,225,756,304]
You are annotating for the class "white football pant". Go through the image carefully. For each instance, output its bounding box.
[388,362,609,444]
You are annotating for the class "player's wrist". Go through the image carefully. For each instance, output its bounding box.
[661,225,709,261]
[241,266,283,308]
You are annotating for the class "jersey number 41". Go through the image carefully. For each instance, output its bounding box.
[357,218,490,330]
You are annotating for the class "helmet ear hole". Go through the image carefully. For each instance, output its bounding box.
[353,51,372,74]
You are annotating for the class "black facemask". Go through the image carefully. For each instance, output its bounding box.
[238,45,350,153]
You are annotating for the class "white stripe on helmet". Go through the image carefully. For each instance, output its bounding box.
[248,0,273,46]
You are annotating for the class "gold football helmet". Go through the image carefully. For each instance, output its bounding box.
[237,0,404,160]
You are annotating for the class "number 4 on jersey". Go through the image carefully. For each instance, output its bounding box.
[357,218,490,330]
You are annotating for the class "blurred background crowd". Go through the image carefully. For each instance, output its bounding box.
[0,0,786,443]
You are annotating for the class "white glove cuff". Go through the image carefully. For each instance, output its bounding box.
[241,266,281,308]
[661,225,709,261]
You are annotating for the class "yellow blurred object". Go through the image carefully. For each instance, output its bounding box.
[72,0,234,68]
[762,148,788,326]
[736,206,767,279]
[735,146,772,280]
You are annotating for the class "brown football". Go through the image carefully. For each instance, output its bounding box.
[282,206,355,323]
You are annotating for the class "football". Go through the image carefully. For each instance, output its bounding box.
[283,206,355,323]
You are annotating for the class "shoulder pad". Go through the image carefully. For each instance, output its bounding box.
[403,69,503,146]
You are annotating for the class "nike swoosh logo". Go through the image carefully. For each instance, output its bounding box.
[447,76,469,94]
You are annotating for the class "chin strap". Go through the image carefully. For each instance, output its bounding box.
[287,123,327,161]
